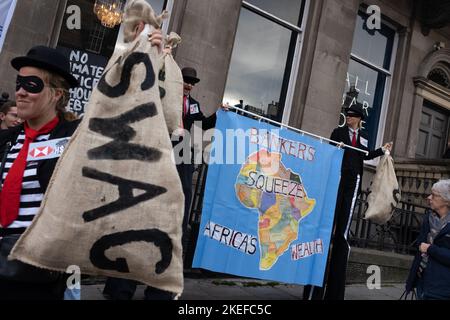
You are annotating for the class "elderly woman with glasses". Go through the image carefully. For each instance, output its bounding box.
[406,179,450,300]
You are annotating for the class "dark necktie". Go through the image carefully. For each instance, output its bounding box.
[351,131,357,147]
[183,95,188,116]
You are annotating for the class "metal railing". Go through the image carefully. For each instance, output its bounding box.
[348,191,426,255]
[183,164,209,268]
[187,164,428,257]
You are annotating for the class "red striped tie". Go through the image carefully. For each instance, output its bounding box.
[0,117,59,227]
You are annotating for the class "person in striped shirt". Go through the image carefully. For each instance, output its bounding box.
[0,45,80,300]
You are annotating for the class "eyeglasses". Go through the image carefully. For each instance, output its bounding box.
[6,112,19,118]
[430,192,442,199]
[346,113,360,118]
[16,75,46,94]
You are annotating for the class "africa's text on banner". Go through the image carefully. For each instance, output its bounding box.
[193,110,344,287]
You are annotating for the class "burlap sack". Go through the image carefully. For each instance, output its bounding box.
[159,32,183,134]
[10,0,185,295]
[364,154,401,225]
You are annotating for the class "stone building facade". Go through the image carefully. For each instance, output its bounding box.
[0,1,449,258]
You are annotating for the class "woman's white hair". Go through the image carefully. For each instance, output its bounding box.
[432,179,450,202]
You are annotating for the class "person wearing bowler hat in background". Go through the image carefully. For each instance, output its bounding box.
[180,67,217,134]
[176,67,218,253]
[0,45,80,300]
[303,102,393,300]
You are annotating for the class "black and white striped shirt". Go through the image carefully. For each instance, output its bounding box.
[1,130,50,232]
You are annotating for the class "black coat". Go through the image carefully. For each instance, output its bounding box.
[174,96,217,158]
[330,126,384,179]
[182,95,216,133]
[0,118,80,194]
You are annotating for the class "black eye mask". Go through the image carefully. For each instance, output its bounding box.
[16,75,45,94]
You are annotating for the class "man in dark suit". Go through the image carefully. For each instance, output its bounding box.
[180,67,217,133]
[304,103,392,300]
[176,67,217,252]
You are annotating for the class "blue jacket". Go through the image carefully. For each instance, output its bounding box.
[405,211,450,299]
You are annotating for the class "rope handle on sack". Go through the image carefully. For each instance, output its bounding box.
[163,32,182,55]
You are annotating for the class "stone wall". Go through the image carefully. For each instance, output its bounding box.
[173,0,242,117]
[347,247,413,284]
[292,0,360,138]
[397,22,450,158]
[0,0,67,96]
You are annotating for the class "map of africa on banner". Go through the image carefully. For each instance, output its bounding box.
[192,110,344,286]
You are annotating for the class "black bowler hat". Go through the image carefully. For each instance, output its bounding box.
[11,46,79,88]
[345,103,365,120]
[181,67,200,84]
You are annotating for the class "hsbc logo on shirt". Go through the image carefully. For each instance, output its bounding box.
[27,138,70,161]
[29,146,55,159]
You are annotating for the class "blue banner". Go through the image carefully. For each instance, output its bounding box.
[193,110,344,286]
[0,0,17,53]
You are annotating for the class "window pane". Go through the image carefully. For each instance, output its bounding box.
[223,8,296,121]
[58,0,121,58]
[57,0,168,117]
[430,135,442,159]
[417,130,428,157]
[343,60,387,149]
[351,13,395,69]
[245,0,304,26]
[421,111,432,126]
[58,0,120,116]
[420,101,450,159]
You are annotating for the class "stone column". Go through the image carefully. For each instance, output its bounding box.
[291,0,360,138]
[0,0,67,95]
[383,26,412,158]
[173,0,243,116]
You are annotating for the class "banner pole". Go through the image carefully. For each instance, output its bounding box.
[308,285,315,300]
[228,105,369,156]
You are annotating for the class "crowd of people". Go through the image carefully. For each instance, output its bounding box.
[0,21,448,301]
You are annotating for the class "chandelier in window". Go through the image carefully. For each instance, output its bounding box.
[93,0,125,28]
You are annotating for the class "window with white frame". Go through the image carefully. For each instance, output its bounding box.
[223,0,308,123]
[56,0,172,116]
[341,11,397,150]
